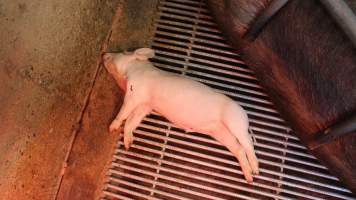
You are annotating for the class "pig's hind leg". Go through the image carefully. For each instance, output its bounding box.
[123,105,151,150]
[210,124,254,182]
[223,103,259,175]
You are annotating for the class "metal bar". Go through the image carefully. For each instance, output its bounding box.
[112,163,248,200]
[158,6,198,18]
[114,150,292,199]
[154,49,252,73]
[113,153,288,200]
[105,180,158,199]
[156,29,229,48]
[122,143,346,194]
[144,116,303,150]
[143,117,291,146]
[156,17,221,34]
[102,190,137,200]
[134,125,325,170]
[132,130,337,182]
[108,174,190,200]
[135,130,337,183]
[161,1,202,12]
[320,0,356,48]
[310,112,356,150]
[157,12,215,26]
[244,0,290,40]
[152,57,260,89]
[156,23,224,40]
[115,142,351,199]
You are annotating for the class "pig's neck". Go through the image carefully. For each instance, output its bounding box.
[124,60,152,77]
[117,60,149,91]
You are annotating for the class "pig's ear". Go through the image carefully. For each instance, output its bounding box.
[134,48,155,60]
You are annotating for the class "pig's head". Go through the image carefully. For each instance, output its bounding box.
[102,48,155,78]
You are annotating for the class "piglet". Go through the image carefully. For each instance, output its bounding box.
[103,48,259,182]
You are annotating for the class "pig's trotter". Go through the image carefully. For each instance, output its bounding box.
[109,119,123,134]
[123,105,152,150]
[124,131,134,150]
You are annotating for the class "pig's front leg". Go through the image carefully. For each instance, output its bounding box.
[123,104,151,150]
[109,82,144,134]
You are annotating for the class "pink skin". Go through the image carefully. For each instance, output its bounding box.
[103,48,259,182]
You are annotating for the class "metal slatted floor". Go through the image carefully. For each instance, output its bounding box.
[101,0,356,199]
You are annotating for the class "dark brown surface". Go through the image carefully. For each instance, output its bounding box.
[56,67,124,200]
[56,0,158,199]
[208,0,356,194]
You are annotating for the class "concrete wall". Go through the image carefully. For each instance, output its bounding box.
[0,0,119,199]
[0,0,159,198]
[56,0,158,199]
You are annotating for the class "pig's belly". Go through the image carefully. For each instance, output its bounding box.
[150,75,228,131]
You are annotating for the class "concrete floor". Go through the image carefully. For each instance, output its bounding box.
[0,0,158,199]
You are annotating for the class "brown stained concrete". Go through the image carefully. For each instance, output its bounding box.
[55,0,158,199]
[0,0,119,199]
[56,67,124,200]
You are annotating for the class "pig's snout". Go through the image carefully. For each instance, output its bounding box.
[102,53,117,75]
[102,53,117,73]
[102,53,114,64]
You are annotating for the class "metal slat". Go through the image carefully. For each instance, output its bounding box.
[133,127,334,180]
[105,180,158,199]
[157,12,215,27]
[119,138,351,199]
[155,30,230,49]
[152,41,246,70]
[122,142,348,195]
[161,1,201,12]
[108,174,191,200]
[156,23,224,40]
[154,49,253,74]
[115,149,349,200]
[112,162,253,200]
[158,6,198,19]
[102,0,355,199]
[161,0,210,14]
[115,141,351,200]
[152,58,262,92]
[165,0,201,6]
[152,59,258,85]
[152,45,256,81]
[102,190,137,200]
[152,57,260,90]
[139,120,312,161]
[113,154,285,200]
[155,17,221,34]
[114,150,291,200]
[143,117,306,151]
[141,122,317,172]
[158,1,213,23]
